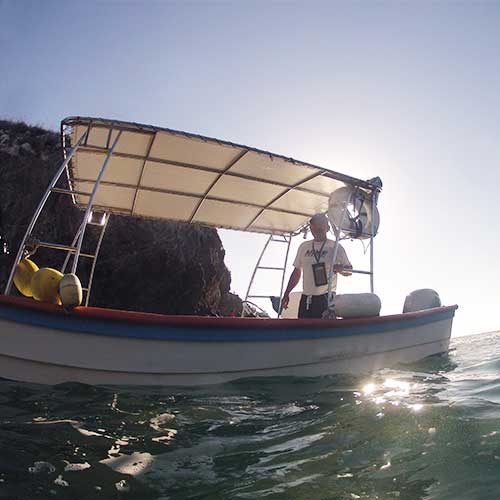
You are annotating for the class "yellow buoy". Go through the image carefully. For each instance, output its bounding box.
[13,258,39,297]
[59,273,83,310]
[31,268,64,305]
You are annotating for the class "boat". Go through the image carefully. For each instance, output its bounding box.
[0,117,457,386]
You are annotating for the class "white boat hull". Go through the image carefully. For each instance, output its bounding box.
[0,296,456,386]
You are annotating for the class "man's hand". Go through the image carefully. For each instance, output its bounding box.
[334,264,353,276]
[281,268,301,311]
[281,294,290,310]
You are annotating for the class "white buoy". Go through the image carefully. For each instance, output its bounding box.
[59,274,83,310]
[334,293,382,318]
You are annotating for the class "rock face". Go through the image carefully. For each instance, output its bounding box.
[0,120,242,316]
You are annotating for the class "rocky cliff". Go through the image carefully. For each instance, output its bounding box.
[0,120,242,315]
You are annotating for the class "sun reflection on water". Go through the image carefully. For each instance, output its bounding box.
[361,377,424,413]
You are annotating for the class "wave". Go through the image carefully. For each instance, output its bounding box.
[2,332,500,499]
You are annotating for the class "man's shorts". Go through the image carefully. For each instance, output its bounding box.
[298,293,328,319]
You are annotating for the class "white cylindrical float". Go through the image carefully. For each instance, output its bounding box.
[334,293,381,318]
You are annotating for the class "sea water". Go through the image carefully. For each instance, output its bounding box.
[1,332,500,500]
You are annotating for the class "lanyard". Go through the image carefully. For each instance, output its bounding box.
[312,240,327,263]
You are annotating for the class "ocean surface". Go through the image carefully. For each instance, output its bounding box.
[2,332,500,500]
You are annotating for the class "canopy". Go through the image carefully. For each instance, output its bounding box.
[62,117,380,235]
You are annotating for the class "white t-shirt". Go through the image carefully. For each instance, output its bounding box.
[293,239,351,296]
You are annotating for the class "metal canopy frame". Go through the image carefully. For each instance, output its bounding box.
[245,233,292,317]
[4,130,88,296]
[4,128,117,305]
[246,194,379,319]
[61,116,381,236]
[326,189,378,309]
[188,149,250,223]
[245,185,381,317]
[5,117,382,313]
[63,116,376,189]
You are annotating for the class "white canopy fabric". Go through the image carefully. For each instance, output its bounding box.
[62,117,379,235]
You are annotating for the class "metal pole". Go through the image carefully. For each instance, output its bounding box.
[347,268,372,275]
[4,129,88,295]
[245,234,272,300]
[85,212,109,306]
[370,190,376,293]
[71,131,122,275]
[277,234,292,318]
[327,201,350,305]
[61,220,85,273]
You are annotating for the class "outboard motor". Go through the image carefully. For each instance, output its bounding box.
[403,289,441,313]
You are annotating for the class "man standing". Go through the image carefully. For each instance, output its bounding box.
[281,213,352,319]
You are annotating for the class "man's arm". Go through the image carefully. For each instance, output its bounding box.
[335,246,353,276]
[281,267,301,309]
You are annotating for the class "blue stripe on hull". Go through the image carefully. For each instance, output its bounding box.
[0,304,455,342]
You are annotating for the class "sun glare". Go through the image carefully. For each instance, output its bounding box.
[362,383,376,395]
[360,378,424,412]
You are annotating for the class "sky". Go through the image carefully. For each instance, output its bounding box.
[1,0,500,337]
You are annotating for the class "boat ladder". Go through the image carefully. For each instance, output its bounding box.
[59,210,110,306]
[245,233,292,316]
[4,128,121,305]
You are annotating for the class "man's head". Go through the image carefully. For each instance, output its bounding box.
[309,213,329,241]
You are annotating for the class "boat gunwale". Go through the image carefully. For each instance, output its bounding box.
[0,294,457,331]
